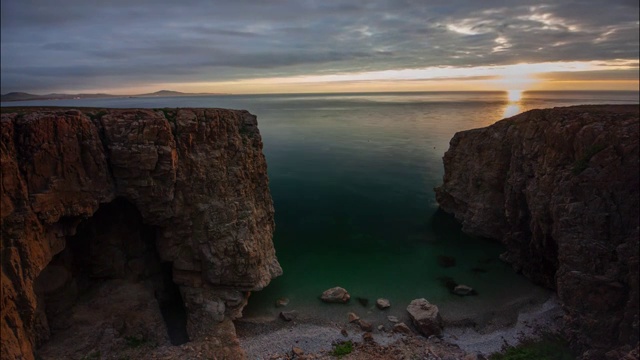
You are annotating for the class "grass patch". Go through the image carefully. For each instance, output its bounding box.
[124,335,148,348]
[330,340,353,357]
[572,144,605,175]
[490,336,574,360]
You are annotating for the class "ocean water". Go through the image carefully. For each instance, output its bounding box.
[4,91,638,325]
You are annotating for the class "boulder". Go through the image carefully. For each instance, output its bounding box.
[387,316,399,323]
[357,319,373,332]
[453,284,475,296]
[376,298,391,309]
[392,322,413,335]
[292,346,304,356]
[275,297,290,307]
[279,311,298,322]
[406,298,443,337]
[320,287,350,303]
[347,312,360,323]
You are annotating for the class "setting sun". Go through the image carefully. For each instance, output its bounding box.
[507,89,523,102]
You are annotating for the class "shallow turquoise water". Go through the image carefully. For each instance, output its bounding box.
[5,91,638,323]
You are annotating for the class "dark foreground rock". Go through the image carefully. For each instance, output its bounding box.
[435,105,639,359]
[1,107,282,360]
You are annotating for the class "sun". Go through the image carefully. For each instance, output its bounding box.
[507,89,523,102]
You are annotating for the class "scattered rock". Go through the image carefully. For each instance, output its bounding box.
[437,276,458,292]
[453,284,476,296]
[356,297,369,307]
[362,332,374,342]
[320,287,350,303]
[387,316,399,323]
[406,298,443,337]
[279,311,298,322]
[376,298,391,309]
[347,312,360,323]
[377,325,385,331]
[292,346,304,356]
[357,319,373,332]
[392,322,413,335]
[340,328,348,337]
[437,255,456,268]
[275,297,290,307]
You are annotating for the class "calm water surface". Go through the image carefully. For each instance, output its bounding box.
[5,91,638,323]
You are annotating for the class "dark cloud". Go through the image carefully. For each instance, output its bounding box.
[1,0,638,93]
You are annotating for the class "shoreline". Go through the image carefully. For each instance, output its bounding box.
[236,293,564,359]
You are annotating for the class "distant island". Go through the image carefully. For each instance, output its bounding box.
[0,90,229,102]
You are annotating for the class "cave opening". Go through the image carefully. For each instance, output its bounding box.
[34,197,189,349]
[158,262,190,345]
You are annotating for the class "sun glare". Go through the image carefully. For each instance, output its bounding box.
[507,89,523,102]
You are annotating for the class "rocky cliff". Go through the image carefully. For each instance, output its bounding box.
[435,105,639,359]
[1,108,282,359]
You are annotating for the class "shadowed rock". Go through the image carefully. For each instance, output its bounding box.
[435,105,639,358]
[437,255,457,268]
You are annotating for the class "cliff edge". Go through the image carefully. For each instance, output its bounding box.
[1,108,282,359]
[435,105,639,359]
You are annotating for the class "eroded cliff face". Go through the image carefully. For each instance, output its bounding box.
[1,108,282,359]
[435,105,639,359]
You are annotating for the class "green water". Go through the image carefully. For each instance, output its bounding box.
[240,91,640,323]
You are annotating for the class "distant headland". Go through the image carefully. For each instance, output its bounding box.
[0,90,230,102]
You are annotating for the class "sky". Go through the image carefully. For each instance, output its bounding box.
[1,0,638,94]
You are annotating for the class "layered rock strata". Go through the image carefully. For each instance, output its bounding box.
[435,105,639,359]
[1,108,282,359]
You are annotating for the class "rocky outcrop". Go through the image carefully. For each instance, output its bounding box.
[1,108,282,359]
[435,105,639,359]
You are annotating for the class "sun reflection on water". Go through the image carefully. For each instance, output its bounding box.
[502,104,521,118]
[502,90,523,118]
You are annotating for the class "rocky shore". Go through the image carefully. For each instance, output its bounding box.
[236,290,562,359]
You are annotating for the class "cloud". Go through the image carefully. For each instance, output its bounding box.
[1,0,638,93]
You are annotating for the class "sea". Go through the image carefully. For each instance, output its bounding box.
[4,91,638,326]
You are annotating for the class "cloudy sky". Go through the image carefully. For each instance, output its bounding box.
[1,0,638,94]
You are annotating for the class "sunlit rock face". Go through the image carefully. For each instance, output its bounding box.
[1,108,281,360]
[435,105,639,360]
